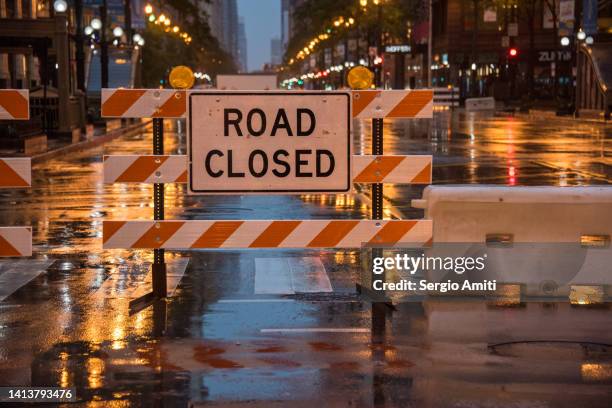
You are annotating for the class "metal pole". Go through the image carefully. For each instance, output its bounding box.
[152,118,167,298]
[75,0,85,92]
[427,0,433,88]
[100,1,109,88]
[371,117,385,342]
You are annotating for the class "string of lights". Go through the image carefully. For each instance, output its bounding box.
[144,3,192,45]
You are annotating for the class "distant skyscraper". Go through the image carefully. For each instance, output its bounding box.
[201,0,240,69]
[281,0,289,52]
[238,18,248,72]
[270,37,282,66]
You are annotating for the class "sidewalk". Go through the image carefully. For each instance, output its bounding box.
[0,120,151,163]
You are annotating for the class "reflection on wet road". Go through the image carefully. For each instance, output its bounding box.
[0,113,610,406]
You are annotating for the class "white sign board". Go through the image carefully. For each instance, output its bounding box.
[216,75,278,90]
[188,92,351,194]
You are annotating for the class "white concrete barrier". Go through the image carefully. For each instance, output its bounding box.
[412,186,612,297]
[465,97,495,111]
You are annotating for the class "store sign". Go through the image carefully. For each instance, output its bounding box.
[188,92,352,194]
[384,45,411,54]
[538,50,571,62]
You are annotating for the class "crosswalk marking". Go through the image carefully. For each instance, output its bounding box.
[0,260,53,302]
[254,257,332,295]
[93,258,189,299]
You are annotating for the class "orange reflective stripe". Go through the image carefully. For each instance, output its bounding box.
[131,221,185,248]
[353,156,405,183]
[103,221,127,244]
[153,91,186,117]
[0,90,29,119]
[411,162,432,184]
[191,221,244,248]
[249,221,301,248]
[387,90,433,117]
[0,234,21,257]
[102,89,146,117]
[177,171,188,183]
[116,156,167,182]
[0,160,29,187]
[307,220,359,247]
[368,221,416,245]
[352,91,380,118]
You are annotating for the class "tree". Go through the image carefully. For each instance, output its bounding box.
[141,0,237,87]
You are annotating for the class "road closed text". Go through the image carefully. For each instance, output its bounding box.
[203,108,335,179]
[188,92,351,194]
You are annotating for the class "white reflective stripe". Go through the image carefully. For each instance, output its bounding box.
[220,221,272,248]
[355,91,406,119]
[278,220,329,248]
[162,221,212,248]
[150,157,186,183]
[104,222,151,249]
[0,227,32,257]
[123,89,176,117]
[103,156,133,184]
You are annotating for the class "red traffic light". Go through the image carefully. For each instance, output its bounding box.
[508,48,518,57]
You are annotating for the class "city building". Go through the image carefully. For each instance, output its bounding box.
[270,37,282,66]
[203,0,240,68]
[408,0,612,101]
[238,17,248,72]
[0,0,85,141]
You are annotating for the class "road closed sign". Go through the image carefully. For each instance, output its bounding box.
[188,92,351,194]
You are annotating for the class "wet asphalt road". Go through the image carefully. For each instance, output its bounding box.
[0,111,611,407]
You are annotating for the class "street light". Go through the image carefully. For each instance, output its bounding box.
[560,36,570,46]
[84,26,94,36]
[577,29,586,41]
[91,18,102,30]
[132,33,143,43]
[144,4,153,14]
[113,26,124,38]
[53,0,68,13]
[585,36,594,45]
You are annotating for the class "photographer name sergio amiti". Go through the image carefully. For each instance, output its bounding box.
[371,254,496,293]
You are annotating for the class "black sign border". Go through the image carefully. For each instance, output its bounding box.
[188,91,352,194]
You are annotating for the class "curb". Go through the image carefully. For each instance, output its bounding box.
[31,120,151,164]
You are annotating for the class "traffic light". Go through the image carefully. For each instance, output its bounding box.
[508,47,518,58]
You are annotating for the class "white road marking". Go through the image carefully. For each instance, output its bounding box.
[254,257,332,295]
[254,258,293,294]
[260,328,369,333]
[93,258,189,299]
[218,299,295,303]
[0,260,54,302]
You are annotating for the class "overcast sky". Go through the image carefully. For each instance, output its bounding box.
[237,0,281,72]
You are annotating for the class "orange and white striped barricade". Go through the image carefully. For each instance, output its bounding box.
[100,88,434,120]
[0,158,31,188]
[102,154,432,185]
[100,88,434,304]
[103,220,432,250]
[0,91,32,257]
[0,89,29,120]
[0,227,32,257]
[351,89,433,119]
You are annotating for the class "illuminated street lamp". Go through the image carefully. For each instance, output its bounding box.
[91,18,102,30]
[560,36,570,46]
[53,0,68,13]
[113,26,124,38]
[577,29,586,41]
[145,4,153,14]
